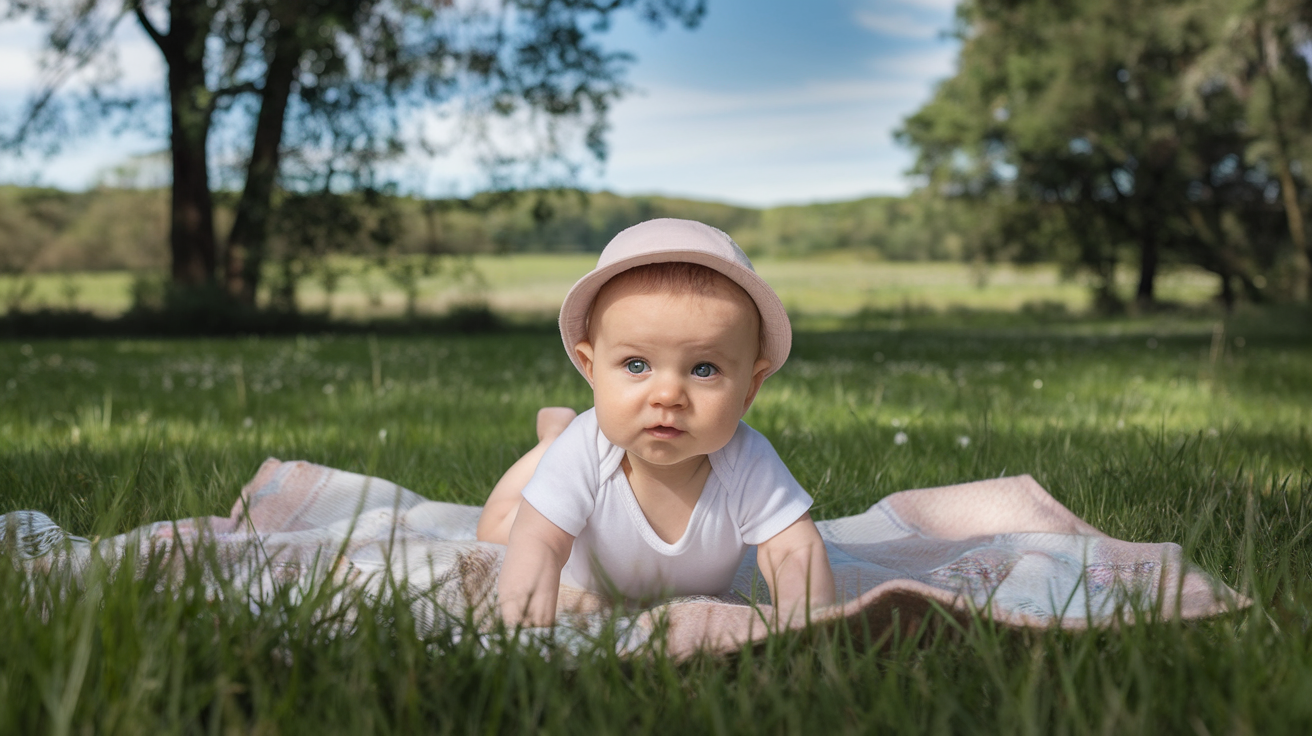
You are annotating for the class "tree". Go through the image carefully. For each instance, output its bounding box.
[3,0,705,305]
[899,0,1310,308]
[1185,0,1312,300]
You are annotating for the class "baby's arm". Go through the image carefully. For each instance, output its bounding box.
[498,501,575,627]
[756,512,835,624]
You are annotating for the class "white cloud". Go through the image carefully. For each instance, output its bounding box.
[0,21,45,94]
[0,127,162,190]
[0,16,166,189]
[1,69,941,202]
[854,11,942,39]
[112,33,167,90]
[613,78,927,120]
[593,78,929,204]
[0,3,960,205]
[0,17,163,95]
[867,47,957,84]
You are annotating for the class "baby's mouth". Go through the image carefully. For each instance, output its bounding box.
[644,425,685,440]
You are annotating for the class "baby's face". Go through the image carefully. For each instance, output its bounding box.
[574,281,770,473]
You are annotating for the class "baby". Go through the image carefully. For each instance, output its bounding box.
[476,218,835,626]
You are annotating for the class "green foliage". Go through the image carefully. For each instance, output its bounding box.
[5,0,710,300]
[1,312,1310,732]
[0,187,169,276]
[739,193,984,260]
[0,186,991,277]
[368,190,989,262]
[899,0,1312,307]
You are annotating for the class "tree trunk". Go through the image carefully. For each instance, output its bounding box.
[1129,162,1167,310]
[1135,231,1159,308]
[1218,270,1235,312]
[1257,17,1311,301]
[225,26,302,306]
[1274,160,1309,301]
[158,6,218,288]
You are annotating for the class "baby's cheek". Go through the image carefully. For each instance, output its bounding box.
[705,406,743,448]
[592,403,632,448]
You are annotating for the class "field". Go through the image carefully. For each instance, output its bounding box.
[2,257,1221,321]
[1,305,1311,732]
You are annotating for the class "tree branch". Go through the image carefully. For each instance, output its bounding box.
[213,81,262,101]
[213,11,260,104]
[207,80,261,113]
[3,3,126,151]
[129,1,166,49]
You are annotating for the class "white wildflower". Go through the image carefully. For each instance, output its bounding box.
[956,435,970,448]
[1033,379,1043,389]
[894,431,909,446]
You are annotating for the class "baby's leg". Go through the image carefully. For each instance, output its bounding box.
[475,407,577,545]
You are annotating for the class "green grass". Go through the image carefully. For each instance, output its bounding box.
[2,307,1311,733]
[2,257,1222,319]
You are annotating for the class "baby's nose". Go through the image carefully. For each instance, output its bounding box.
[649,374,688,408]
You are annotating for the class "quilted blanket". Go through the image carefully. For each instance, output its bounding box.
[0,458,1246,658]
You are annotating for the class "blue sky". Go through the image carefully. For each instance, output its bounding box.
[0,0,959,206]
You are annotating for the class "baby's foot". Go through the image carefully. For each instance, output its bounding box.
[536,407,577,443]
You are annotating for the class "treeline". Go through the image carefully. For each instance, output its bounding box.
[0,185,976,274]
[900,0,1312,309]
[0,187,171,273]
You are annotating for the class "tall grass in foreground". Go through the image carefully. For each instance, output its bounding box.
[1,308,1310,733]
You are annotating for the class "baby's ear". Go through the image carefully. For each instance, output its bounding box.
[574,341,596,384]
[742,358,771,412]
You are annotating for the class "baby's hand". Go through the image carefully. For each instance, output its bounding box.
[756,512,835,625]
[498,502,575,627]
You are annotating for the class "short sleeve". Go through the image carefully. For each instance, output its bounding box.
[714,422,814,545]
[519,410,606,537]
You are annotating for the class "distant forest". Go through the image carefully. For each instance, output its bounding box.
[0,185,979,274]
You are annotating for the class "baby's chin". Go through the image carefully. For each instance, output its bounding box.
[623,446,708,470]
[622,437,737,471]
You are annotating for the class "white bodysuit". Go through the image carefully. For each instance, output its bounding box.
[520,408,813,601]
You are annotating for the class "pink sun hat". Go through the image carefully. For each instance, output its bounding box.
[558,218,792,382]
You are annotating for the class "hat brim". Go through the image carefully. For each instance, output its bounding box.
[559,249,792,385]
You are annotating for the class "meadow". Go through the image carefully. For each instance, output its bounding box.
[1,304,1310,733]
[2,257,1220,321]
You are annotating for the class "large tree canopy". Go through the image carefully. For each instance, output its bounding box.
[899,0,1312,308]
[4,0,705,303]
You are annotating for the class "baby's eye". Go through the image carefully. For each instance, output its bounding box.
[625,359,649,374]
[691,363,718,378]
